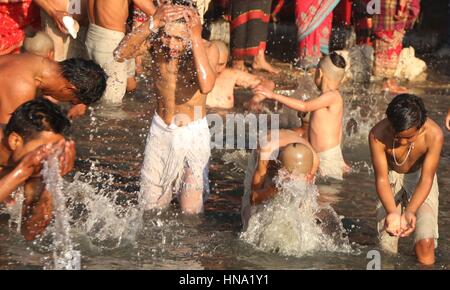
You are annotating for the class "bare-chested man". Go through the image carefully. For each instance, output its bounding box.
[115,3,218,214]
[86,0,156,103]
[0,99,75,241]
[369,94,444,265]
[0,53,106,124]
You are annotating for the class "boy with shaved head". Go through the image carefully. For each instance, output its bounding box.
[206,40,274,111]
[255,52,350,180]
[22,31,55,60]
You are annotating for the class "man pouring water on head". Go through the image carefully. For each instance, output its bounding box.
[115,0,219,214]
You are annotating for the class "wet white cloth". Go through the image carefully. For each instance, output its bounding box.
[85,24,135,103]
[377,169,439,253]
[317,145,346,180]
[140,113,211,211]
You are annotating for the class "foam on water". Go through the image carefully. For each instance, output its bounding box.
[241,170,354,257]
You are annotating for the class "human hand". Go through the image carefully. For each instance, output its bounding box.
[254,85,275,99]
[399,211,416,237]
[57,139,76,176]
[183,9,202,40]
[67,104,87,119]
[51,10,70,34]
[16,144,56,179]
[385,212,402,236]
[153,4,186,28]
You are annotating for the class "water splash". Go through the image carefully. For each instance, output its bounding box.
[241,170,354,257]
[42,154,80,270]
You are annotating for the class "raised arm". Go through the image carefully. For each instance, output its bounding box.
[133,0,157,16]
[185,9,218,94]
[34,0,69,34]
[114,4,185,62]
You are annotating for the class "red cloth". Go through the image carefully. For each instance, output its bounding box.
[334,0,352,26]
[0,0,40,55]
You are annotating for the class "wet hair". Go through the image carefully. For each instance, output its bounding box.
[59,58,107,105]
[329,51,346,69]
[386,94,427,132]
[4,98,71,141]
[171,0,197,8]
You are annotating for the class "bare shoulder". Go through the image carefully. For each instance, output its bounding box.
[425,118,444,145]
[369,119,389,144]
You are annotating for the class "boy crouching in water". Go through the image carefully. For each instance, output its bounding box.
[255,52,350,180]
[369,94,443,265]
[0,99,74,241]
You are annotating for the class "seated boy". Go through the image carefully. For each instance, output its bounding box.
[0,98,74,241]
[255,52,350,180]
[22,31,55,60]
[206,41,275,111]
[241,129,319,229]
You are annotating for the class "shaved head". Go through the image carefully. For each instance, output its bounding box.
[279,143,314,176]
[318,52,346,83]
[212,40,229,57]
[23,31,54,58]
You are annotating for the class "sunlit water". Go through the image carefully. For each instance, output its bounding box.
[0,59,448,270]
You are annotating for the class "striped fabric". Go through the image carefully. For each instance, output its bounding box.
[230,0,272,59]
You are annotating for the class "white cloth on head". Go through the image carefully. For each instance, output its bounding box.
[317,144,346,180]
[140,113,211,211]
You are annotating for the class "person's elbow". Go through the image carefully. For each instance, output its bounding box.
[199,77,216,94]
[113,49,127,63]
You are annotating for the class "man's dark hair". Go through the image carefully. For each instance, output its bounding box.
[386,94,427,133]
[59,58,107,105]
[329,51,346,69]
[172,0,197,8]
[5,98,71,141]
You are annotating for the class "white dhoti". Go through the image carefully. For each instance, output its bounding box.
[140,113,211,212]
[317,145,346,180]
[85,24,135,104]
[377,170,439,254]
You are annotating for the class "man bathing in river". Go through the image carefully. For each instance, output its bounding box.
[369,94,443,265]
[115,2,218,214]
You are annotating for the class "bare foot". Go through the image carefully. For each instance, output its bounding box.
[232,60,248,72]
[252,53,280,74]
[383,79,408,94]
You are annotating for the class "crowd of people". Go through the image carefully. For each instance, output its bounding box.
[0,0,449,267]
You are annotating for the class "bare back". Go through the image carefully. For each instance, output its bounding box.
[0,54,45,124]
[309,91,343,153]
[88,0,130,32]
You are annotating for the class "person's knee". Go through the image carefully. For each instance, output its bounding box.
[415,239,435,265]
